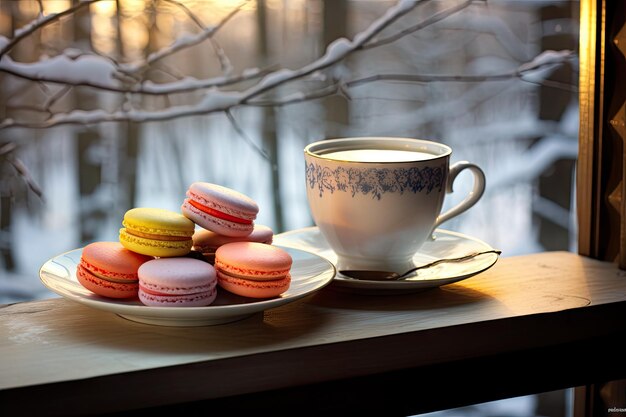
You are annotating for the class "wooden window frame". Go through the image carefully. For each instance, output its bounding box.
[578,0,626,267]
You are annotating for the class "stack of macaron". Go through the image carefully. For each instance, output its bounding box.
[181,182,292,299]
[75,182,292,306]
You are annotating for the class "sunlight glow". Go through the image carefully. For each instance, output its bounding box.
[91,1,118,55]
[119,0,150,59]
[43,0,71,14]
[92,1,117,17]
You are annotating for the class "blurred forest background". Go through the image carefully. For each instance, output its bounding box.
[0,1,579,415]
[0,0,578,306]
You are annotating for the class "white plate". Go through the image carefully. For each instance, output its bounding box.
[39,246,335,327]
[274,227,499,294]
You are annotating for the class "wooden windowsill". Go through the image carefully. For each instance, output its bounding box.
[1,251,626,416]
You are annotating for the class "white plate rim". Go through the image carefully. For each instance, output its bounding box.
[39,245,336,325]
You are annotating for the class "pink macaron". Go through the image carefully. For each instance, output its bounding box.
[214,242,292,299]
[181,182,259,237]
[192,224,274,264]
[138,258,217,307]
[77,241,152,299]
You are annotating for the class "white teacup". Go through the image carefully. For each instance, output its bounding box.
[304,137,486,272]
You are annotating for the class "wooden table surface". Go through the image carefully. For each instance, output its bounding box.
[1,251,626,416]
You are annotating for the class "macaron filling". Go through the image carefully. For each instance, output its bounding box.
[122,227,192,241]
[138,283,214,297]
[215,262,290,281]
[187,199,252,225]
[79,259,139,283]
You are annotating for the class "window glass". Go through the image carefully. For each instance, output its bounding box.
[0,0,578,303]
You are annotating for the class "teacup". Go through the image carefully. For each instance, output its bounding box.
[303,137,485,272]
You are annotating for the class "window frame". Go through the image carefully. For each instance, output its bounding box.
[577,0,625,268]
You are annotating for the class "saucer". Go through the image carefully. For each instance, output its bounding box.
[39,246,335,326]
[274,227,499,294]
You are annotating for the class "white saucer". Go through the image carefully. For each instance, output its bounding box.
[274,227,499,294]
[39,246,335,327]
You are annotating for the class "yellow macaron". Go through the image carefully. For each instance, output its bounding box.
[119,208,195,257]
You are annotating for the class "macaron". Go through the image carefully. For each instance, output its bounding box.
[138,258,218,307]
[192,224,274,264]
[214,242,292,299]
[76,241,152,299]
[119,207,195,257]
[181,182,259,237]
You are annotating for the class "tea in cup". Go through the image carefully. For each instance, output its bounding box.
[304,137,485,272]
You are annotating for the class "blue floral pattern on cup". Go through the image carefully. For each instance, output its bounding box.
[306,162,446,199]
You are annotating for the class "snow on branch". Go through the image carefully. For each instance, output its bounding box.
[0,51,272,94]
[0,0,573,130]
[0,0,104,59]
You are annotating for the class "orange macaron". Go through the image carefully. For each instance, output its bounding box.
[214,242,292,299]
[77,241,152,299]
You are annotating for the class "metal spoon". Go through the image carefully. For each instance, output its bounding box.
[338,250,502,281]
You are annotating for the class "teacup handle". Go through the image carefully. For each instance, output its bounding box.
[434,161,486,228]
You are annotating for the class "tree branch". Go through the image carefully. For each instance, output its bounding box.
[0,60,272,95]
[361,0,480,50]
[0,0,104,59]
[0,142,44,199]
[119,0,249,76]
[161,0,234,74]
[162,0,208,31]
[240,0,422,103]
[225,110,270,160]
[0,50,573,129]
[0,1,571,131]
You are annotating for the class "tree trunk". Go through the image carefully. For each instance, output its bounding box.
[322,0,349,137]
[0,1,14,271]
[257,0,284,232]
[73,0,104,244]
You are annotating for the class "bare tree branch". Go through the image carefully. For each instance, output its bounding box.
[43,85,72,113]
[0,62,272,95]
[119,0,249,76]
[0,143,44,199]
[35,0,44,15]
[209,38,234,75]
[0,0,572,131]
[247,51,575,107]
[161,0,234,74]
[0,49,573,129]
[346,55,573,86]
[225,110,271,160]
[0,0,104,59]
[240,0,422,103]
[362,0,480,50]
[162,0,208,31]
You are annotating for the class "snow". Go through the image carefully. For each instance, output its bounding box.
[353,0,417,45]
[13,13,53,38]
[518,49,573,72]
[146,32,211,64]
[0,52,120,89]
[242,67,261,77]
[256,68,297,90]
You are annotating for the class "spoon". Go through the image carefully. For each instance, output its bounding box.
[338,249,502,281]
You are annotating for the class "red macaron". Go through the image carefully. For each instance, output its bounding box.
[181,182,259,237]
[77,241,152,299]
[214,242,292,299]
